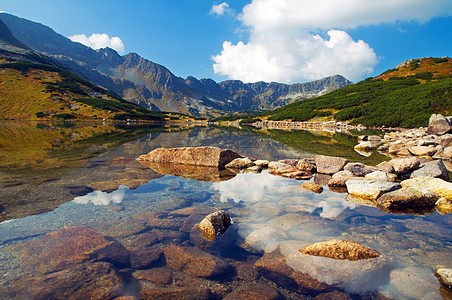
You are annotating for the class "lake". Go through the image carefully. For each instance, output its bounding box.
[0,121,451,299]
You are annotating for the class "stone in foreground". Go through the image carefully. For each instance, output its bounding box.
[410,160,449,181]
[376,187,437,211]
[401,177,452,200]
[137,146,241,170]
[299,239,380,261]
[428,114,452,135]
[197,210,232,241]
[436,268,452,289]
[346,179,401,200]
[315,155,349,175]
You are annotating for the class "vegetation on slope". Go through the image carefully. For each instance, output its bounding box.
[258,57,452,128]
[0,59,185,121]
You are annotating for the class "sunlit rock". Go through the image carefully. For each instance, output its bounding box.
[376,187,437,212]
[408,145,437,156]
[296,158,316,172]
[197,210,232,241]
[225,157,254,169]
[410,160,449,180]
[354,141,374,151]
[299,239,380,261]
[301,182,323,193]
[315,155,348,174]
[436,268,452,289]
[401,177,452,200]
[137,146,241,170]
[346,179,401,200]
[163,245,232,278]
[376,161,394,173]
[365,170,398,182]
[268,213,311,231]
[254,159,269,167]
[344,162,378,177]
[328,170,360,187]
[389,156,420,174]
[427,114,452,135]
[436,198,452,215]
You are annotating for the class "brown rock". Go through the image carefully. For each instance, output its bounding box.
[254,248,332,294]
[314,173,332,185]
[197,210,231,241]
[301,182,323,193]
[344,163,378,176]
[436,197,452,215]
[7,226,130,274]
[281,170,312,180]
[225,157,254,169]
[389,157,420,174]
[232,262,259,281]
[269,164,298,175]
[376,161,394,173]
[315,155,349,174]
[314,291,352,300]
[129,245,164,269]
[141,286,211,300]
[296,159,316,172]
[163,246,232,277]
[9,262,122,300]
[376,187,437,212]
[133,267,173,285]
[299,239,380,261]
[137,146,241,170]
[328,170,361,187]
[102,219,148,238]
[409,146,437,156]
[223,282,281,300]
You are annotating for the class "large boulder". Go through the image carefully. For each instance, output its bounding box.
[410,160,449,181]
[137,146,241,170]
[376,187,438,212]
[299,239,380,261]
[315,155,349,175]
[346,179,401,200]
[389,157,420,174]
[428,114,452,135]
[401,177,452,200]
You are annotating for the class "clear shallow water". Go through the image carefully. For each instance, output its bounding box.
[0,122,451,299]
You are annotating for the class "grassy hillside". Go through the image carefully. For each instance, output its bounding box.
[259,57,452,128]
[0,59,185,121]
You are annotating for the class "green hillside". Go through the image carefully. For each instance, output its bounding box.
[262,57,452,128]
[0,59,184,121]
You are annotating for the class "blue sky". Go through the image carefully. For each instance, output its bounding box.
[1,0,451,83]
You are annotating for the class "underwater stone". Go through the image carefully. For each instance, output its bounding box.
[299,239,380,261]
[197,210,231,241]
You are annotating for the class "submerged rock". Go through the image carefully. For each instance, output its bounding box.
[436,198,452,215]
[436,268,452,289]
[137,146,241,170]
[197,210,232,241]
[301,182,323,193]
[299,239,380,261]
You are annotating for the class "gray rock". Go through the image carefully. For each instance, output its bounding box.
[346,179,401,200]
[443,146,452,159]
[408,146,436,157]
[411,160,449,181]
[365,171,398,182]
[376,161,394,173]
[315,155,348,175]
[344,162,378,177]
[376,187,437,211]
[427,114,452,135]
[268,161,287,170]
[401,177,452,200]
[439,134,452,148]
[328,170,360,187]
[225,157,254,169]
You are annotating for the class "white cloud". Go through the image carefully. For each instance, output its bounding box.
[69,33,125,53]
[210,2,232,16]
[213,0,452,83]
[73,185,128,205]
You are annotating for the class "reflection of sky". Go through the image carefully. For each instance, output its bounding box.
[73,185,128,205]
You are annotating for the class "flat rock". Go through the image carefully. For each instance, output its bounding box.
[6,226,130,274]
[299,239,380,261]
[346,179,401,200]
[254,159,269,167]
[163,245,232,277]
[301,182,323,193]
[268,213,311,231]
[389,157,420,174]
[328,170,361,187]
[225,157,254,169]
[315,155,348,174]
[401,177,452,200]
[268,161,287,170]
[8,262,123,300]
[408,146,436,156]
[365,171,397,182]
[376,187,437,212]
[428,114,452,135]
[137,146,241,170]
[410,160,449,180]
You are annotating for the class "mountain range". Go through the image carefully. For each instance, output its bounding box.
[0,13,352,117]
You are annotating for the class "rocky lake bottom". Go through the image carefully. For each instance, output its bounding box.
[0,121,451,299]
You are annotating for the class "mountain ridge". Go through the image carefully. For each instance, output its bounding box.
[0,13,352,117]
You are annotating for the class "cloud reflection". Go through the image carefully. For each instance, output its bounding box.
[73,185,128,205]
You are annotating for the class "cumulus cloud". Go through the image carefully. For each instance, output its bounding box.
[73,185,128,205]
[213,0,452,83]
[69,33,125,53]
[210,2,233,16]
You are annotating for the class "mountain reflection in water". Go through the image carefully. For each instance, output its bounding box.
[0,121,451,299]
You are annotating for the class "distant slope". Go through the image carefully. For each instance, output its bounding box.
[0,13,352,117]
[0,59,181,121]
[261,57,452,127]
